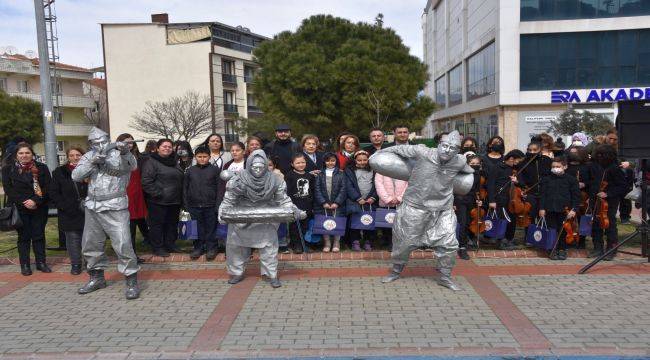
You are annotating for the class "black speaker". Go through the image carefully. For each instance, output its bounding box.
[616,100,650,159]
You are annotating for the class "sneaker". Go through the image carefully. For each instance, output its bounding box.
[620,219,631,225]
[153,249,170,258]
[206,249,217,261]
[351,240,362,252]
[549,250,560,260]
[363,242,372,251]
[558,250,568,260]
[189,249,203,260]
[279,246,290,254]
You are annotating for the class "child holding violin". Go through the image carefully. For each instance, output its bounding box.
[589,144,628,260]
[487,149,525,250]
[538,158,581,260]
[454,154,484,260]
[518,142,552,224]
[565,145,595,249]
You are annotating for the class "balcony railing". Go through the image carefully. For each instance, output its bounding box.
[224,133,239,143]
[222,73,237,85]
[244,75,254,83]
[224,104,238,114]
[7,91,96,108]
[54,123,95,137]
[247,105,262,114]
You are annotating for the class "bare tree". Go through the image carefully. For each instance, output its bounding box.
[84,83,108,131]
[366,88,390,129]
[131,91,213,142]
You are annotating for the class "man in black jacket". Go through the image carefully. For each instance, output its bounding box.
[363,128,387,156]
[184,146,222,260]
[385,125,413,147]
[264,124,301,175]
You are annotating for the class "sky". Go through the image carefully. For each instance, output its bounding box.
[0,0,427,69]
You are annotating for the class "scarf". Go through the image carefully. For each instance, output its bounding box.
[151,152,178,167]
[67,163,77,171]
[236,150,280,203]
[17,161,42,197]
[17,160,34,174]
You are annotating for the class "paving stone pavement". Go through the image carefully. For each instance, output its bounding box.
[219,276,518,350]
[0,280,227,354]
[492,274,650,349]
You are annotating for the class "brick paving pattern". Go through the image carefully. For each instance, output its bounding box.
[0,280,227,354]
[219,277,517,350]
[492,274,650,349]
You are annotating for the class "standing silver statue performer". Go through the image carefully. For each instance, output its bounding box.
[371,130,473,290]
[219,150,304,288]
[72,127,141,299]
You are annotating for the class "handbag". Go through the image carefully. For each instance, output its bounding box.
[483,208,509,239]
[579,214,593,237]
[349,204,376,230]
[526,217,557,250]
[0,200,22,232]
[312,209,347,236]
[375,207,397,228]
[216,222,228,239]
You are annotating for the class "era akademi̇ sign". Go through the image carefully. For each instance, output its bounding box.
[551,87,650,103]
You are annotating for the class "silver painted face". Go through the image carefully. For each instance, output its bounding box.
[438,141,459,162]
[250,162,266,178]
[89,136,109,152]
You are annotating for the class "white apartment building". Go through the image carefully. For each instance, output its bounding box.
[422,0,650,150]
[0,53,96,158]
[102,13,267,145]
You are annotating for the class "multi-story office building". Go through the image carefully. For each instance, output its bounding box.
[422,0,650,150]
[0,53,97,159]
[102,13,267,145]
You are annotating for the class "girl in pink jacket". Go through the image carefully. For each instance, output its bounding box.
[374,173,408,248]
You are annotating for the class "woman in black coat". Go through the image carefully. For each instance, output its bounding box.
[50,147,88,275]
[1,142,52,276]
[141,138,184,257]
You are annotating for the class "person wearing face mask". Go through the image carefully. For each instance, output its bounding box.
[538,158,581,260]
[377,130,474,291]
[175,140,194,172]
[565,146,594,249]
[487,149,525,250]
[517,142,552,226]
[454,154,483,260]
[461,137,478,155]
[50,147,88,275]
[481,136,505,179]
[589,144,628,260]
[141,138,185,258]
[219,150,303,288]
[72,127,140,299]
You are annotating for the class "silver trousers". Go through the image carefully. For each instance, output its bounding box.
[226,242,278,278]
[391,204,458,265]
[82,208,140,276]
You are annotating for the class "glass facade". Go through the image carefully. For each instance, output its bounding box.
[521,0,650,21]
[521,29,650,90]
[448,64,463,107]
[467,42,496,101]
[435,76,446,109]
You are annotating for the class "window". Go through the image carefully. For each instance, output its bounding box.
[520,29,650,90]
[223,91,237,113]
[521,0,650,21]
[222,60,234,75]
[54,81,63,95]
[434,76,446,109]
[0,78,6,92]
[56,141,65,153]
[247,94,256,106]
[448,64,462,107]
[466,42,496,101]
[224,120,238,143]
[244,66,255,83]
[54,108,63,124]
[17,80,28,93]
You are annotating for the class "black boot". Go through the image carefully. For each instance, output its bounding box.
[189,248,203,260]
[125,273,140,300]
[78,269,107,294]
[70,264,83,275]
[457,248,470,260]
[381,264,405,283]
[20,263,32,276]
[206,248,217,261]
[35,262,52,273]
[588,240,604,258]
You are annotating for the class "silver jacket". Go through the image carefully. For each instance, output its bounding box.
[72,149,137,212]
[382,145,473,211]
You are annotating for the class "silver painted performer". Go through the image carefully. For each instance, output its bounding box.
[373,130,472,290]
[219,150,303,288]
[72,127,141,299]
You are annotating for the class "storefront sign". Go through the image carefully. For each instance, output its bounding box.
[524,115,557,123]
[551,87,650,103]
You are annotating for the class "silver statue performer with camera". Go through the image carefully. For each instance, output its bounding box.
[219,150,305,288]
[370,130,473,291]
[72,127,141,299]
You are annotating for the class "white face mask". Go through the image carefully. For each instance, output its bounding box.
[551,167,564,175]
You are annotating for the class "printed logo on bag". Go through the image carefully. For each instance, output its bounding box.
[384,212,395,224]
[533,230,543,242]
[323,219,337,231]
[360,214,374,226]
[485,220,493,231]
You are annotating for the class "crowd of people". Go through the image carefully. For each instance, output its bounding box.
[1,122,642,276]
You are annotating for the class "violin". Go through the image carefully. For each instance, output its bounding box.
[469,193,486,236]
[595,178,609,229]
[576,170,590,214]
[562,208,578,245]
[478,175,487,201]
[508,170,532,228]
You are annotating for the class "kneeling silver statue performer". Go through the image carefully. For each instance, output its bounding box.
[219,150,304,288]
[370,130,473,291]
[72,127,141,299]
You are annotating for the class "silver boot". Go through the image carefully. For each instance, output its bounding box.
[125,273,140,300]
[381,264,405,283]
[78,269,107,294]
[435,255,461,291]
